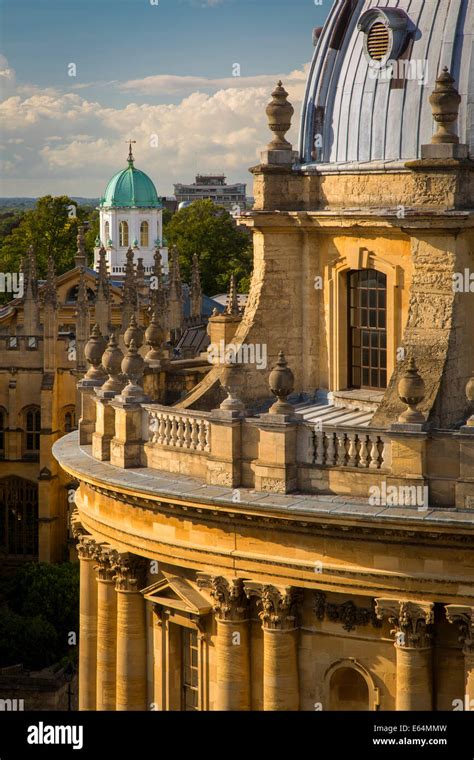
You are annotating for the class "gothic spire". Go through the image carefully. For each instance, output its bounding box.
[75,224,87,268]
[225,273,240,316]
[149,246,167,320]
[25,246,38,300]
[122,247,138,329]
[168,246,183,301]
[76,266,88,313]
[96,246,110,302]
[190,253,202,320]
[167,246,184,333]
[95,246,111,337]
[43,255,57,308]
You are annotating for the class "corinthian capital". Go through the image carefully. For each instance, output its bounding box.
[245,582,302,630]
[94,545,118,582]
[197,574,248,621]
[113,553,147,592]
[375,599,434,648]
[445,605,474,655]
[76,534,98,560]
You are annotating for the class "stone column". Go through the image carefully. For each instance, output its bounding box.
[77,535,98,711]
[376,599,434,711]
[445,605,474,706]
[246,583,301,711]
[198,575,250,710]
[94,546,118,711]
[115,554,147,711]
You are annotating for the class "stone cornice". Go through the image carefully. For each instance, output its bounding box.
[86,482,474,550]
[52,434,474,547]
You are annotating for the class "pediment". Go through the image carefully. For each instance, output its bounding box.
[142,572,212,616]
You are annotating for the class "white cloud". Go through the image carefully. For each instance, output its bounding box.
[0,54,309,197]
[119,68,307,96]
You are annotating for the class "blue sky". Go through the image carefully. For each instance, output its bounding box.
[0,0,331,196]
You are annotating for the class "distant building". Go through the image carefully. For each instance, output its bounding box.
[174,175,246,212]
[93,143,168,277]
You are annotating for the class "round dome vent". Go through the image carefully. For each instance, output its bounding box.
[367,21,390,62]
[358,7,412,68]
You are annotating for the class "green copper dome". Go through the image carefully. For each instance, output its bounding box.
[100,148,161,208]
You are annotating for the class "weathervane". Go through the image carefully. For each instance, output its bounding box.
[126,138,137,164]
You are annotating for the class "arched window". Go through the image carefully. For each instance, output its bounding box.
[63,407,76,433]
[0,409,5,454]
[65,285,95,304]
[24,407,41,454]
[104,221,110,242]
[348,269,387,389]
[0,476,38,556]
[329,666,369,711]
[140,221,149,247]
[119,221,129,247]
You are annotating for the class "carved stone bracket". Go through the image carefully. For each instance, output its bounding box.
[70,508,85,541]
[113,553,147,592]
[244,582,302,630]
[445,605,474,656]
[375,599,434,648]
[314,592,382,632]
[197,574,249,621]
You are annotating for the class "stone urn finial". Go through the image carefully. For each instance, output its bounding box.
[266,81,294,151]
[144,312,164,367]
[465,374,474,427]
[101,332,124,394]
[84,324,107,382]
[398,357,426,424]
[121,338,145,399]
[429,67,461,145]
[269,351,294,414]
[124,312,144,349]
[220,363,245,412]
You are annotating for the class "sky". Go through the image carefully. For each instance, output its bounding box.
[0,0,332,197]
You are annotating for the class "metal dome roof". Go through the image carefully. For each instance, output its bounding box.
[299,0,474,168]
[101,151,161,208]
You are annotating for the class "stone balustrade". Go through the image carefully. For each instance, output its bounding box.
[298,424,392,470]
[144,405,211,453]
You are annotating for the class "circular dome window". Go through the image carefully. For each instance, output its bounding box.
[367,21,390,62]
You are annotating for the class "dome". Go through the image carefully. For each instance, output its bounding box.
[101,149,161,208]
[299,0,474,166]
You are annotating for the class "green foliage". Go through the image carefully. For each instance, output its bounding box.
[0,196,97,280]
[0,562,79,670]
[164,200,252,295]
[0,210,25,239]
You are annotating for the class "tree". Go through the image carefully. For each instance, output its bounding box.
[0,196,96,280]
[0,562,79,670]
[164,200,252,295]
